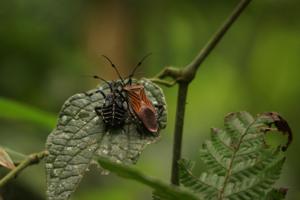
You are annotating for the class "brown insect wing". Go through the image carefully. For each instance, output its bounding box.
[137,105,158,133]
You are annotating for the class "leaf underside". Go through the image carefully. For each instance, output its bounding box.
[45,79,167,200]
[179,111,291,200]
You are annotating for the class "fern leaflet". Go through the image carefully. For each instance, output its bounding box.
[179,111,292,200]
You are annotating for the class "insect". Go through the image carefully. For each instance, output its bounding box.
[94,78,128,130]
[124,84,159,133]
[88,54,162,135]
[122,54,161,134]
[86,57,128,130]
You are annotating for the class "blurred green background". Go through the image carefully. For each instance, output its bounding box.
[0,0,299,199]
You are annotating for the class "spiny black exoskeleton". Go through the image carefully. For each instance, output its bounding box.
[86,56,129,130]
[93,78,128,130]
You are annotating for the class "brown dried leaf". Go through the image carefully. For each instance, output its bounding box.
[258,112,292,151]
[0,148,16,170]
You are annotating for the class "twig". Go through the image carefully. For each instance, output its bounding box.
[149,78,176,87]
[154,67,182,80]
[153,0,252,84]
[151,0,252,185]
[0,150,48,188]
[184,0,252,77]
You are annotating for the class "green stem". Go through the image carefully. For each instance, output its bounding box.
[171,83,189,185]
[149,78,176,87]
[185,0,252,75]
[166,0,253,186]
[0,150,48,188]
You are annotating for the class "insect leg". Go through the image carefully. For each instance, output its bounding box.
[94,106,103,116]
[115,90,128,102]
[95,90,106,98]
[155,104,164,117]
[85,89,107,98]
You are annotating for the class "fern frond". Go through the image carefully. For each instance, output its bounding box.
[199,141,230,175]
[224,111,254,142]
[179,112,291,200]
[179,159,220,199]
[224,154,285,199]
[230,149,279,182]
[211,128,234,156]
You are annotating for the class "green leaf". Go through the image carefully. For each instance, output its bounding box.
[225,152,285,200]
[179,111,291,200]
[0,97,56,129]
[98,158,199,200]
[45,79,167,200]
[179,159,220,199]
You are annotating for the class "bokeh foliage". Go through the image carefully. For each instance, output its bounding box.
[0,0,299,199]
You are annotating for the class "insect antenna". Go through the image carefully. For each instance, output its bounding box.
[102,55,125,84]
[123,71,145,80]
[128,53,152,84]
[83,75,113,91]
[91,75,108,83]
[92,75,113,91]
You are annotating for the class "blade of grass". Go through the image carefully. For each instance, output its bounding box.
[0,97,56,129]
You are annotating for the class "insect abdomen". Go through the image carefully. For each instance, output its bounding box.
[100,103,126,128]
[137,106,158,133]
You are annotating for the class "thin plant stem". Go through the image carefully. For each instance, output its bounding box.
[167,0,252,185]
[170,83,189,185]
[0,150,48,188]
[186,0,252,74]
